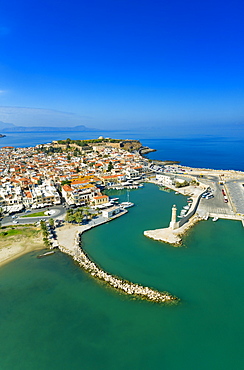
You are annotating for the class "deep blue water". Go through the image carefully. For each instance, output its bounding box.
[0,130,243,171]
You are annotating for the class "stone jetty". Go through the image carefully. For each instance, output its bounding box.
[58,231,178,304]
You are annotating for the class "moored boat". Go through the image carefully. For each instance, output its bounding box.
[120,202,134,208]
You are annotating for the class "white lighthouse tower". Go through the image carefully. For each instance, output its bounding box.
[169,204,178,230]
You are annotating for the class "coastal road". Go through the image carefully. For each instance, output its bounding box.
[1,205,66,227]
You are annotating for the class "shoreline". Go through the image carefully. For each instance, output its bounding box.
[0,242,44,267]
[0,228,45,267]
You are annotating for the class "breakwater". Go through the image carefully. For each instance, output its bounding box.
[59,232,178,304]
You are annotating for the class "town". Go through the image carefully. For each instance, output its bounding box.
[0,136,244,232]
[0,138,150,219]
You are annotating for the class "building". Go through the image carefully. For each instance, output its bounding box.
[93,195,109,206]
[102,206,121,218]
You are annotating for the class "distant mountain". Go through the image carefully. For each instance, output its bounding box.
[0,121,16,129]
[1,124,98,132]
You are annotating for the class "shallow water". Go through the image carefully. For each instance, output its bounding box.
[0,184,244,369]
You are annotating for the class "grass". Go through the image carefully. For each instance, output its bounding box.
[0,226,41,238]
[21,211,46,218]
[0,225,42,248]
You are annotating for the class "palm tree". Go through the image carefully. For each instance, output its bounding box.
[49,218,54,228]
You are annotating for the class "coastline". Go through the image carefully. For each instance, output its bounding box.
[0,229,44,267]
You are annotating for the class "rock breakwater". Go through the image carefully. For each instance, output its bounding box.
[59,232,179,304]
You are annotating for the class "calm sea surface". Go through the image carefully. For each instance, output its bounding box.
[0,132,244,369]
[1,130,243,170]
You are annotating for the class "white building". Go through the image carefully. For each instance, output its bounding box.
[102,206,121,218]
[156,174,174,186]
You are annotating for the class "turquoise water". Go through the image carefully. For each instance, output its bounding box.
[1,183,244,369]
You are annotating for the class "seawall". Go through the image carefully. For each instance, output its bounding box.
[58,230,178,304]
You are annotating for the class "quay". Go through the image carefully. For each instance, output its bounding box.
[56,214,178,304]
[145,170,244,245]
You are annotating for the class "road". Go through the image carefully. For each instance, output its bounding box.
[1,205,67,227]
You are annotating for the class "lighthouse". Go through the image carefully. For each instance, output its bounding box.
[169,204,178,229]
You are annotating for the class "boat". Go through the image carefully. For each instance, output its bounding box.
[120,202,134,208]
[37,251,55,258]
[120,190,134,208]
[212,217,219,222]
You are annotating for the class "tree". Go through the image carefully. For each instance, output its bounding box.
[49,218,54,227]
[74,210,83,224]
[107,161,113,172]
[43,237,50,248]
[61,180,71,186]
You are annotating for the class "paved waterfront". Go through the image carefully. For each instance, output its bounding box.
[225,180,244,214]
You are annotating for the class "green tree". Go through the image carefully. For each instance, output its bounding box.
[49,218,54,227]
[74,210,83,224]
[107,161,113,172]
[61,180,71,186]
[43,237,50,248]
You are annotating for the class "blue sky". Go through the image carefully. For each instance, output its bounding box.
[0,0,243,134]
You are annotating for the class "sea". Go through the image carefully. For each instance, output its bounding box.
[0,130,244,370]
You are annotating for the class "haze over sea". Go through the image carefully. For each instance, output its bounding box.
[0,130,244,370]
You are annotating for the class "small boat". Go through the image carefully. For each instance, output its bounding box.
[175,192,179,195]
[120,202,134,208]
[37,251,55,258]
[212,217,219,222]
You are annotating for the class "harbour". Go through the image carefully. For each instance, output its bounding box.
[1,182,244,370]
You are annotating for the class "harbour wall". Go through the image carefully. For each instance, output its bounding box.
[58,232,178,304]
[178,190,205,228]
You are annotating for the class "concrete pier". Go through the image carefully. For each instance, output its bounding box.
[144,214,200,246]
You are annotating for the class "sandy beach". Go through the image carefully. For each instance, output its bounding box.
[0,227,44,267]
